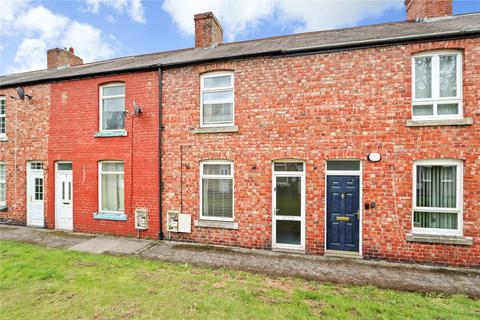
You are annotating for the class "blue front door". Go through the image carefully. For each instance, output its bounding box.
[326,176,360,252]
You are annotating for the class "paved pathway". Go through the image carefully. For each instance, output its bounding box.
[1,225,479,297]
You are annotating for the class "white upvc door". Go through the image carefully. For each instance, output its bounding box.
[272,169,305,251]
[27,162,44,227]
[55,163,73,230]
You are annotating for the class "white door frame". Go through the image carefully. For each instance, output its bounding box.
[324,160,363,255]
[26,161,45,227]
[55,162,73,230]
[272,161,306,251]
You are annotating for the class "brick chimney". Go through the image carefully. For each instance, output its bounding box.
[405,0,452,21]
[194,12,223,48]
[47,47,83,69]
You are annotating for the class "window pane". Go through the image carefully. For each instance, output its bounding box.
[102,85,124,97]
[326,160,360,171]
[437,103,458,115]
[203,103,233,124]
[439,55,457,97]
[0,118,5,134]
[414,211,457,229]
[101,173,124,212]
[416,165,456,208]
[415,57,432,99]
[204,75,231,89]
[203,91,233,104]
[203,164,231,175]
[0,163,5,181]
[276,220,301,245]
[0,98,5,114]
[202,179,233,218]
[413,105,433,116]
[102,98,125,130]
[35,178,43,200]
[274,162,304,172]
[276,176,301,216]
[102,162,124,172]
[58,163,72,171]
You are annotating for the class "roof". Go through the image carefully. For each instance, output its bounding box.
[1,12,479,88]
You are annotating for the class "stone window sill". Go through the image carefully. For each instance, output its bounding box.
[406,233,473,245]
[406,117,473,127]
[0,137,7,142]
[93,212,128,221]
[193,126,239,134]
[194,219,238,230]
[95,130,128,138]
[0,205,8,212]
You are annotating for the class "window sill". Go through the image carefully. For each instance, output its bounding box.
[193,126,239,134]
[406,233,473,245]
[194,219,238,230]
[94,130,128,138]
[0,137,7,142]
[406,117,473,127]
[0,205,7,212]
[93,212,127,221]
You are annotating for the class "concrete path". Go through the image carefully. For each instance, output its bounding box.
[1,225,479,297]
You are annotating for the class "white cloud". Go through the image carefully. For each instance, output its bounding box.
[162,0,403,40]
[83,0,146,23]
[2,2,118,73]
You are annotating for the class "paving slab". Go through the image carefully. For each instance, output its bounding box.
[0,224,94,248]
[69,236,152,254]
[2,225,479,297]
[141,241,480,297]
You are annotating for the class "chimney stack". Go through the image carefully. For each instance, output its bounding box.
[405,0,452,21]
[47,47,83,69]
[194,12,223,48]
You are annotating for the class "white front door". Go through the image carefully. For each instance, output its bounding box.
[272,162,305,251]
[55,163,73,230]
[27,162,44,227]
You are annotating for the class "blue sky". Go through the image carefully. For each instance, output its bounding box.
[1,0,479,75]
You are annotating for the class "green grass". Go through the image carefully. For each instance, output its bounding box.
[0,240,478,320]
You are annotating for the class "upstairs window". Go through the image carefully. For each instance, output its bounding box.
[100,83,125,131]
[413,159,463,236]
[200,72,234,127]
[0,162,5,206]
[0,96,5,139]
[412,51,462,119]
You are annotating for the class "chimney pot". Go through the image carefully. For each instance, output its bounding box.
[47,47,83,69]
[194,12,223,48]
[405,0,452,21]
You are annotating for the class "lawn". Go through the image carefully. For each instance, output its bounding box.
[0,240,478,320]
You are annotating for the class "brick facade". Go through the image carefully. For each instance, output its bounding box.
[0,85,50,225]
[161,38,480,267]
[47,72,160,238]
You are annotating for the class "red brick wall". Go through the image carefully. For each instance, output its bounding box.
[161,38,480,267]
[0,85,50,225]
[48,72,159,238]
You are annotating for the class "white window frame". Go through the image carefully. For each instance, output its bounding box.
[200,71,235,128]
[411,50,463,120]
[412,159,463,236]
[199,160,234,221]
[0,161,6,206]
[99,83,125,132]
[98,161,125,214]
[0,96,6,139]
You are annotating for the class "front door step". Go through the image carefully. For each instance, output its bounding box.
[324,249,362,259]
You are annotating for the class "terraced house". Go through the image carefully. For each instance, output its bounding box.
[0,0,479,267]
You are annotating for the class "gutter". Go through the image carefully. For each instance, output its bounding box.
[1,29,479,88]
[158,66,164,240]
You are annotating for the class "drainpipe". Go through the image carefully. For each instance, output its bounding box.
[158,66,164,240]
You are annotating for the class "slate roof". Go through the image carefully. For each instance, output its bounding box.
[1,12,479,87]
